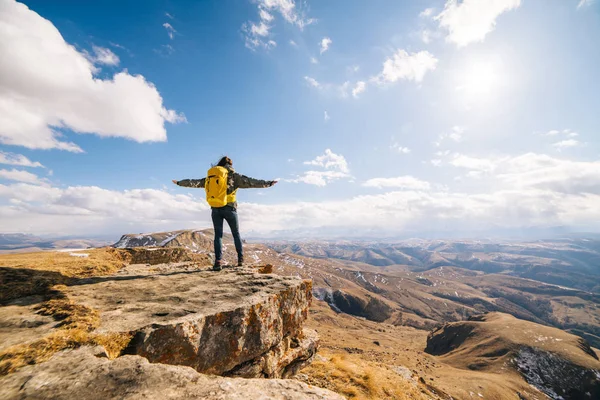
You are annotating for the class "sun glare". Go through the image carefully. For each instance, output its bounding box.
[456,58,505,102]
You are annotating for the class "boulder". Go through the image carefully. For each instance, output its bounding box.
[0,346,344,400]
[67,267,317,378]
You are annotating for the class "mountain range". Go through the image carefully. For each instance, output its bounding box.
[2,229,599,398]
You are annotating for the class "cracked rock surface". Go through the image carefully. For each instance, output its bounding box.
[68,266,317,378]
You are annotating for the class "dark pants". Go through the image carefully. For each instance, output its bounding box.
[211,206,243,262]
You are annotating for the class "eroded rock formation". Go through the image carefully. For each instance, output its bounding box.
[0,347,343,400]
[67,266,317,378]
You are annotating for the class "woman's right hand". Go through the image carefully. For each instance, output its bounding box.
[172,180,178,185]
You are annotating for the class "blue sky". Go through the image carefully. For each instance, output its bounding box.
[0,0,599,238]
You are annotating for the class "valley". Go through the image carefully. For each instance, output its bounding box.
[2,229,600,399]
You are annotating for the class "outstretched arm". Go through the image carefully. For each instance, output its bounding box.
[233,173,277,189]
[172,178,206,188]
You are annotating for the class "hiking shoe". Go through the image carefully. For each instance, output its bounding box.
[212,260,223,271]
[237,257,244,267]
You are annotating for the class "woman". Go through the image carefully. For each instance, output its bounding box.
[172,156,277,271]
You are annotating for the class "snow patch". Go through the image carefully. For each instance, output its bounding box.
[313,288,342,313]
[159,232,182,246]
[355,271,367,283]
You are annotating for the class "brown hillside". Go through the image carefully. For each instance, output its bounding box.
[426,312,600,399]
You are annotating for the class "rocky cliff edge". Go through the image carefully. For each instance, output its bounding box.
[0,262,336,398]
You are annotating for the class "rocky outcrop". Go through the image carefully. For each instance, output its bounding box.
[66,266,317,378]
[0,347,344,400]
[111,246,208,265]
[113,230,216,251]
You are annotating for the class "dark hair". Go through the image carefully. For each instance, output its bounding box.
[216,156,232,167]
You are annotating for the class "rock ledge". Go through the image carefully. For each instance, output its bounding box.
[67,266,317,378]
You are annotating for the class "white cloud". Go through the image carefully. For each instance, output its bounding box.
[374,50,438,84]
[363,176,430,190]
[0,168,47,185]
[435,126,464,146]
[307,49,436,100]
[109,42,127,50]
[543,129,561,136]
[448,128,464,141]
[288,170,349,187]
[310,57,319,64]
[2,153,600,235]
[449,154,505,178]
[544,129,560,136]
[289,40,298,47]
[542,128,579,138]
[578,0,594,9]
[0,0,185,152]
[420,8,435,18]
[0,151,43,168]
[288,149,351,186]
[496,153,600,194]
[259,8,274,22]
[304,76,322,89]
[251,21,270,37]
[352,81,366,98]
[165,12,174,19]
[347,50,437,97]
[420,30,433,44]
[163,22,176,39]
[540,129,582,151]
[243,0,314,50]
[302,77,354,99]
[435,0,521,47]
[85,46,120,66]
[449,152,600,195]
[262,0,314,28]
[0,183,210,235]
[324,111,330,121]
[319,37,332,54]
[451,154,497,172]
[303,149,349,173]
[553,139,580,150]
[338,81,351,98]
[390,143,411,154]
[6,176,600,236]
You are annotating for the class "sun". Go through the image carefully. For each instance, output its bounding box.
[455,57,505,102]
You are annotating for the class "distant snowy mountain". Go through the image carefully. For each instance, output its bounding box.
[113,229,219,252]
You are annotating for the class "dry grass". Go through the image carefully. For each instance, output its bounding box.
[93,332,134,359]
[0,248,126,303]
[0,248,126,278]
[301,350,431,400]
[0,283,132,376]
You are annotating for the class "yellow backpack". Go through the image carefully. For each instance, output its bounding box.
[205,166,229,207]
